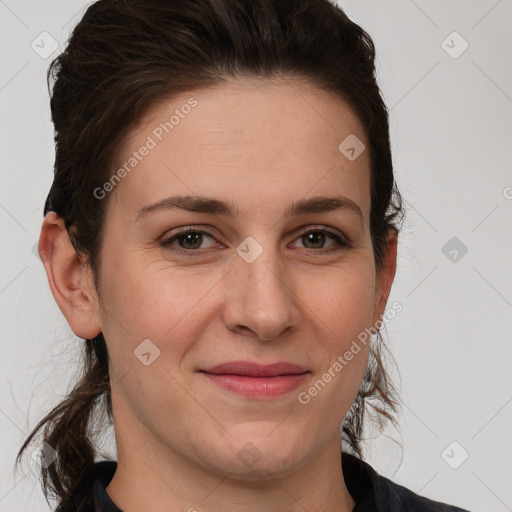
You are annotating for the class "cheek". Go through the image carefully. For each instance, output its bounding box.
[299,263,375,404]
[97,254,194,371]
[304,261,376,346]
[101,263,209,428]
[101,249,199,332]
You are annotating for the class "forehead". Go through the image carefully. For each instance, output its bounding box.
[106,78,371,222]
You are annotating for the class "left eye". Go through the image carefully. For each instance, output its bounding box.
[160,228,350,254]
[291,230,349,251]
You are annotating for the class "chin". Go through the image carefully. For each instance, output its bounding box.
[196,430,308,480]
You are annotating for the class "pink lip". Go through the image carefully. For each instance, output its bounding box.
[202,361,309,377]
[200,361,310,399]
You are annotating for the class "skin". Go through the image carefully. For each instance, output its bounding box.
[39,77,397,512]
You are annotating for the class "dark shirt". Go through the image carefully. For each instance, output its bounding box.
[71,454,471,511]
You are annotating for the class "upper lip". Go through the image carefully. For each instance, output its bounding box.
[200,361,310,377]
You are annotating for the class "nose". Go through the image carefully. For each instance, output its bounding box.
[222,242,300,341]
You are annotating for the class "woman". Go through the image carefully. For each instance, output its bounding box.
[16,0,472,510]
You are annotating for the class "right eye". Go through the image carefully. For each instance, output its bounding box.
[160,228,220,255]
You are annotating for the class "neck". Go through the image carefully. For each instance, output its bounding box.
[107,435,355,512]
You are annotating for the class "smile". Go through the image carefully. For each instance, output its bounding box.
[201,372,310,398]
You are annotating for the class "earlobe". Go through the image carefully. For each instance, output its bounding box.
[372,228,398,326]
[39,212,102,340]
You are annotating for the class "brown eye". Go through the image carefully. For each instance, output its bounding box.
[161,229,218,254]
[291,228,350,253]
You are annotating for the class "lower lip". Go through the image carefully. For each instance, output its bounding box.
[202,372,309,398]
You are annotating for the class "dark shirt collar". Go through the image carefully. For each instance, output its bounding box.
[90,462,120,512]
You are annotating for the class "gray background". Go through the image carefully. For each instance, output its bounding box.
[1,0,511,510]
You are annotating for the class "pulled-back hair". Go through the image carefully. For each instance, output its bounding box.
[16,0,405,509]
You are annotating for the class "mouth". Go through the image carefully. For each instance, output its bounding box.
[199,361,310,398]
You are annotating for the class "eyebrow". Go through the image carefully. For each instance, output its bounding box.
[134,194,363,223]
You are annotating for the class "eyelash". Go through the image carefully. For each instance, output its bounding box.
[160,226,351,256]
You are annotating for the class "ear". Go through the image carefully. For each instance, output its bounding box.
[372,228,398,328]
[38,212,102,340]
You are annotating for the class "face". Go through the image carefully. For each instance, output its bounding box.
[75,78,395,478]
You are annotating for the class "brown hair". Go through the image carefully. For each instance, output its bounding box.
[16,0,404,509]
